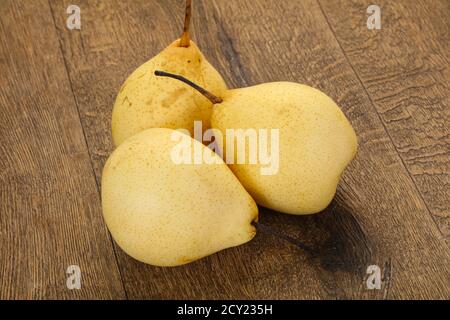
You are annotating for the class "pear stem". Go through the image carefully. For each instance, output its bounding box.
[179,0,192,47]
[252,221,315,254]
[154,70,223,104]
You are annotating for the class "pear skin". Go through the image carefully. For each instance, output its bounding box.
[102,128,258,266]
[211,82,357,215]
[112,40,227,146]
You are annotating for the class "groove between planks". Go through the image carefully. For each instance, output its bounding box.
[47,0,129,299]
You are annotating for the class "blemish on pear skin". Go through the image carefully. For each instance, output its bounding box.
[180,256,194,264]
[122,96,132,107]
[136,73,145,80]
[161,88,187,108]
[278,108,288,116]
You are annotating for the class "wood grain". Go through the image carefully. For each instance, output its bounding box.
[318,0,450,244]
[0,0,125,299]
[204,0,450,300]
[45,0,450,299]
[1,0,448,299]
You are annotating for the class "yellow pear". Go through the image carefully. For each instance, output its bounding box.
[111,0,227,146]
[155,71,357,215]
[101,128,258,266]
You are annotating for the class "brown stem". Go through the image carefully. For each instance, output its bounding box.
[179,0,192,47]
[154,70,223,104]
[252,221,316,254]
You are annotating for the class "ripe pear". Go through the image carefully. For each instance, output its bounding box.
[101,128,258,266]
[155,71,357,215]
[111,0,227,146]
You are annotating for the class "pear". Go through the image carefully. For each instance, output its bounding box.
[101,128,258,266]
[154,71,358,215]
[111,0,227,146]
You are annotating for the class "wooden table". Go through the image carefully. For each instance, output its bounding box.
[1,0,449,299]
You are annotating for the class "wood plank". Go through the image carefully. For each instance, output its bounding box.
[196,0,450,299]
[318,0,450,243]
[0,0,125,299]
[49,0,450,299]
[48,0,330,299]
